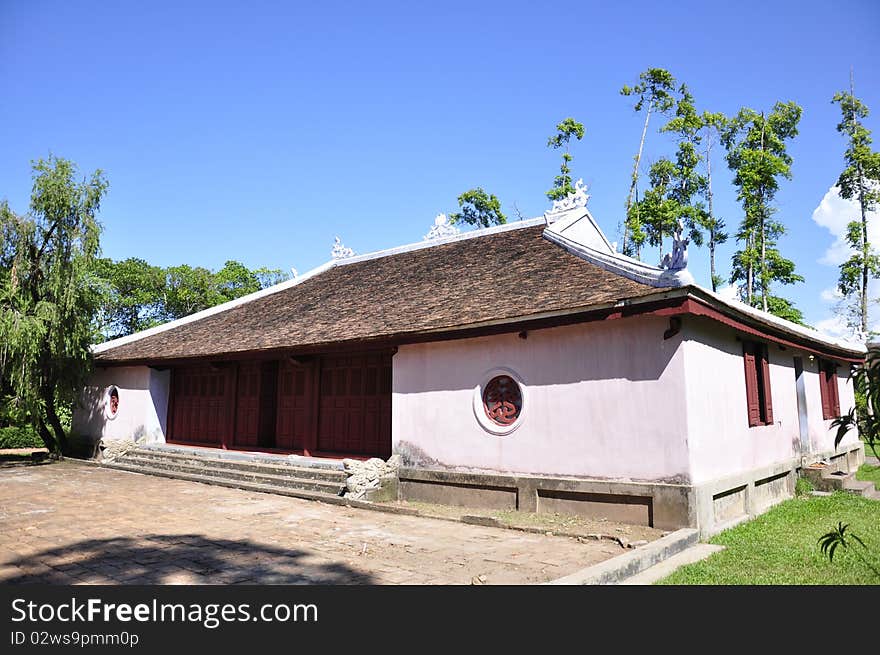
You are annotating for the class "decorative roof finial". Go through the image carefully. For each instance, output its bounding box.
[331,236,355,260]
[423,213,460,241]
[660,219,689,271]
[546,178,590,218]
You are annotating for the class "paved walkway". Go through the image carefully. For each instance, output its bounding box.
[0,460,625,585]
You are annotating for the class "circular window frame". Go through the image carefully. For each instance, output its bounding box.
[472,367,527,436]
[104,386,120,421]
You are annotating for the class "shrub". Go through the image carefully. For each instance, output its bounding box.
[795,476,815,497]
[0,425,44,449]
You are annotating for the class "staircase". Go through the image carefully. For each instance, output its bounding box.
[101,445,348,502]
[802,463,880,500]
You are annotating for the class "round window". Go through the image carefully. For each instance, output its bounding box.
[473,369,526,436]
[482,375,522,426]
[105,386,120,420]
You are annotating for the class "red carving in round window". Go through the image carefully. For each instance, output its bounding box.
[482,375,522,426]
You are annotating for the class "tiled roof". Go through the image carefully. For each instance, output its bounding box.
[94,224,667,363]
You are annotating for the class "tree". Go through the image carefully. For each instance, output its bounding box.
[253,267,291,289]
[0,156,108,454]
[620,68,677,257]
[630,158,679,261]
[214,260,261,303]
[545,117,585,202]
[93,257,165,340]
[633,85,711,265]
[161,264,218,321]
[722,102,804,319]
[831,73,880,337]
[700,111,730,291]
[449,187,507,228]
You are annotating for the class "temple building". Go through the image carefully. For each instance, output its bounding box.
[74,185,866,536]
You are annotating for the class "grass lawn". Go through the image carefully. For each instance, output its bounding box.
[857,463,880,489]
[657,492,880,585]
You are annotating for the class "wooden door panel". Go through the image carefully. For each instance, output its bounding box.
[169,365,233,446]
[234,362,261,447]
[276,361,314,451]
[317,353,391,457]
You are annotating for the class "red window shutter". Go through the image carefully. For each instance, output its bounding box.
[819,362,832,420]
[829,366,840,418]
[760,346,773,424]
[743,346,761,427]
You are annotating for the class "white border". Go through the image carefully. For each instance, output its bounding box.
[472,367,527,436]
[104,385,120,421]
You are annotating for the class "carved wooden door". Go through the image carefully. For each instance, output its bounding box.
[317,353,391,457]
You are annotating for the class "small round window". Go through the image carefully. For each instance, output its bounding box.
[482,375,522,426]
[105,386,120,420]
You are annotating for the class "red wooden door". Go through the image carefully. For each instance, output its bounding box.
[234,361,261,447]
[317,353,391,457]
[169,365,234,446]
[275,360,315,451]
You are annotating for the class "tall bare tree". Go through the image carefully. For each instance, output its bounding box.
[832,70,880,337]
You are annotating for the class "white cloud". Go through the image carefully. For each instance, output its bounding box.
[814,315,855,341]
[811,185,880,266]
[820,287,842,303]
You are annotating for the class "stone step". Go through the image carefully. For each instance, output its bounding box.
[102,460,349,502]
[108,455,345,495]
[130,444,344,470]
[841,478,875,497]
[112,448,345,483]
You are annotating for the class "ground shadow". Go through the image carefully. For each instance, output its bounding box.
[2,534,376,585]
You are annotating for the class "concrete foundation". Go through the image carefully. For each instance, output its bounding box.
[399,442,866,537]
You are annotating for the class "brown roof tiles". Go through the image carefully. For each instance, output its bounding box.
[95,225,667,363]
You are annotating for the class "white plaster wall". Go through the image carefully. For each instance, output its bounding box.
[72,366,169,444]
[392,316,690,481]
[805,363,857,453]
[682,319,858,485]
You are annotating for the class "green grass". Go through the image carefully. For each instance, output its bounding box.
[857,463,880,490]
[657,492,880,585]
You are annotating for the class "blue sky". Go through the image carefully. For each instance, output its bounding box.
[2,0,879,334]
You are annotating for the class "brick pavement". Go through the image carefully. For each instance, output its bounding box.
[0,460,624,585]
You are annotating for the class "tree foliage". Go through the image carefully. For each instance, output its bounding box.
[93,257,165,338]
[700,111,730,291]
[93,259,290,340]
[831,81,880,337]
[545,117,585,201]
[449,187,507,228]
[633,84,711,263]
[722,102,804,321]
[0,156,108,453]
[620,68,677,258]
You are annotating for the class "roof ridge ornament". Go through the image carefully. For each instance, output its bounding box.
[660,219,689,271]
[423,213,460,241]
[544,178,590,224]
[331,236,355,260]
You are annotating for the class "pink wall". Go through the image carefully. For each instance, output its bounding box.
[392,316,691,481]
[73,366,169,444]
[682,318,858,485]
